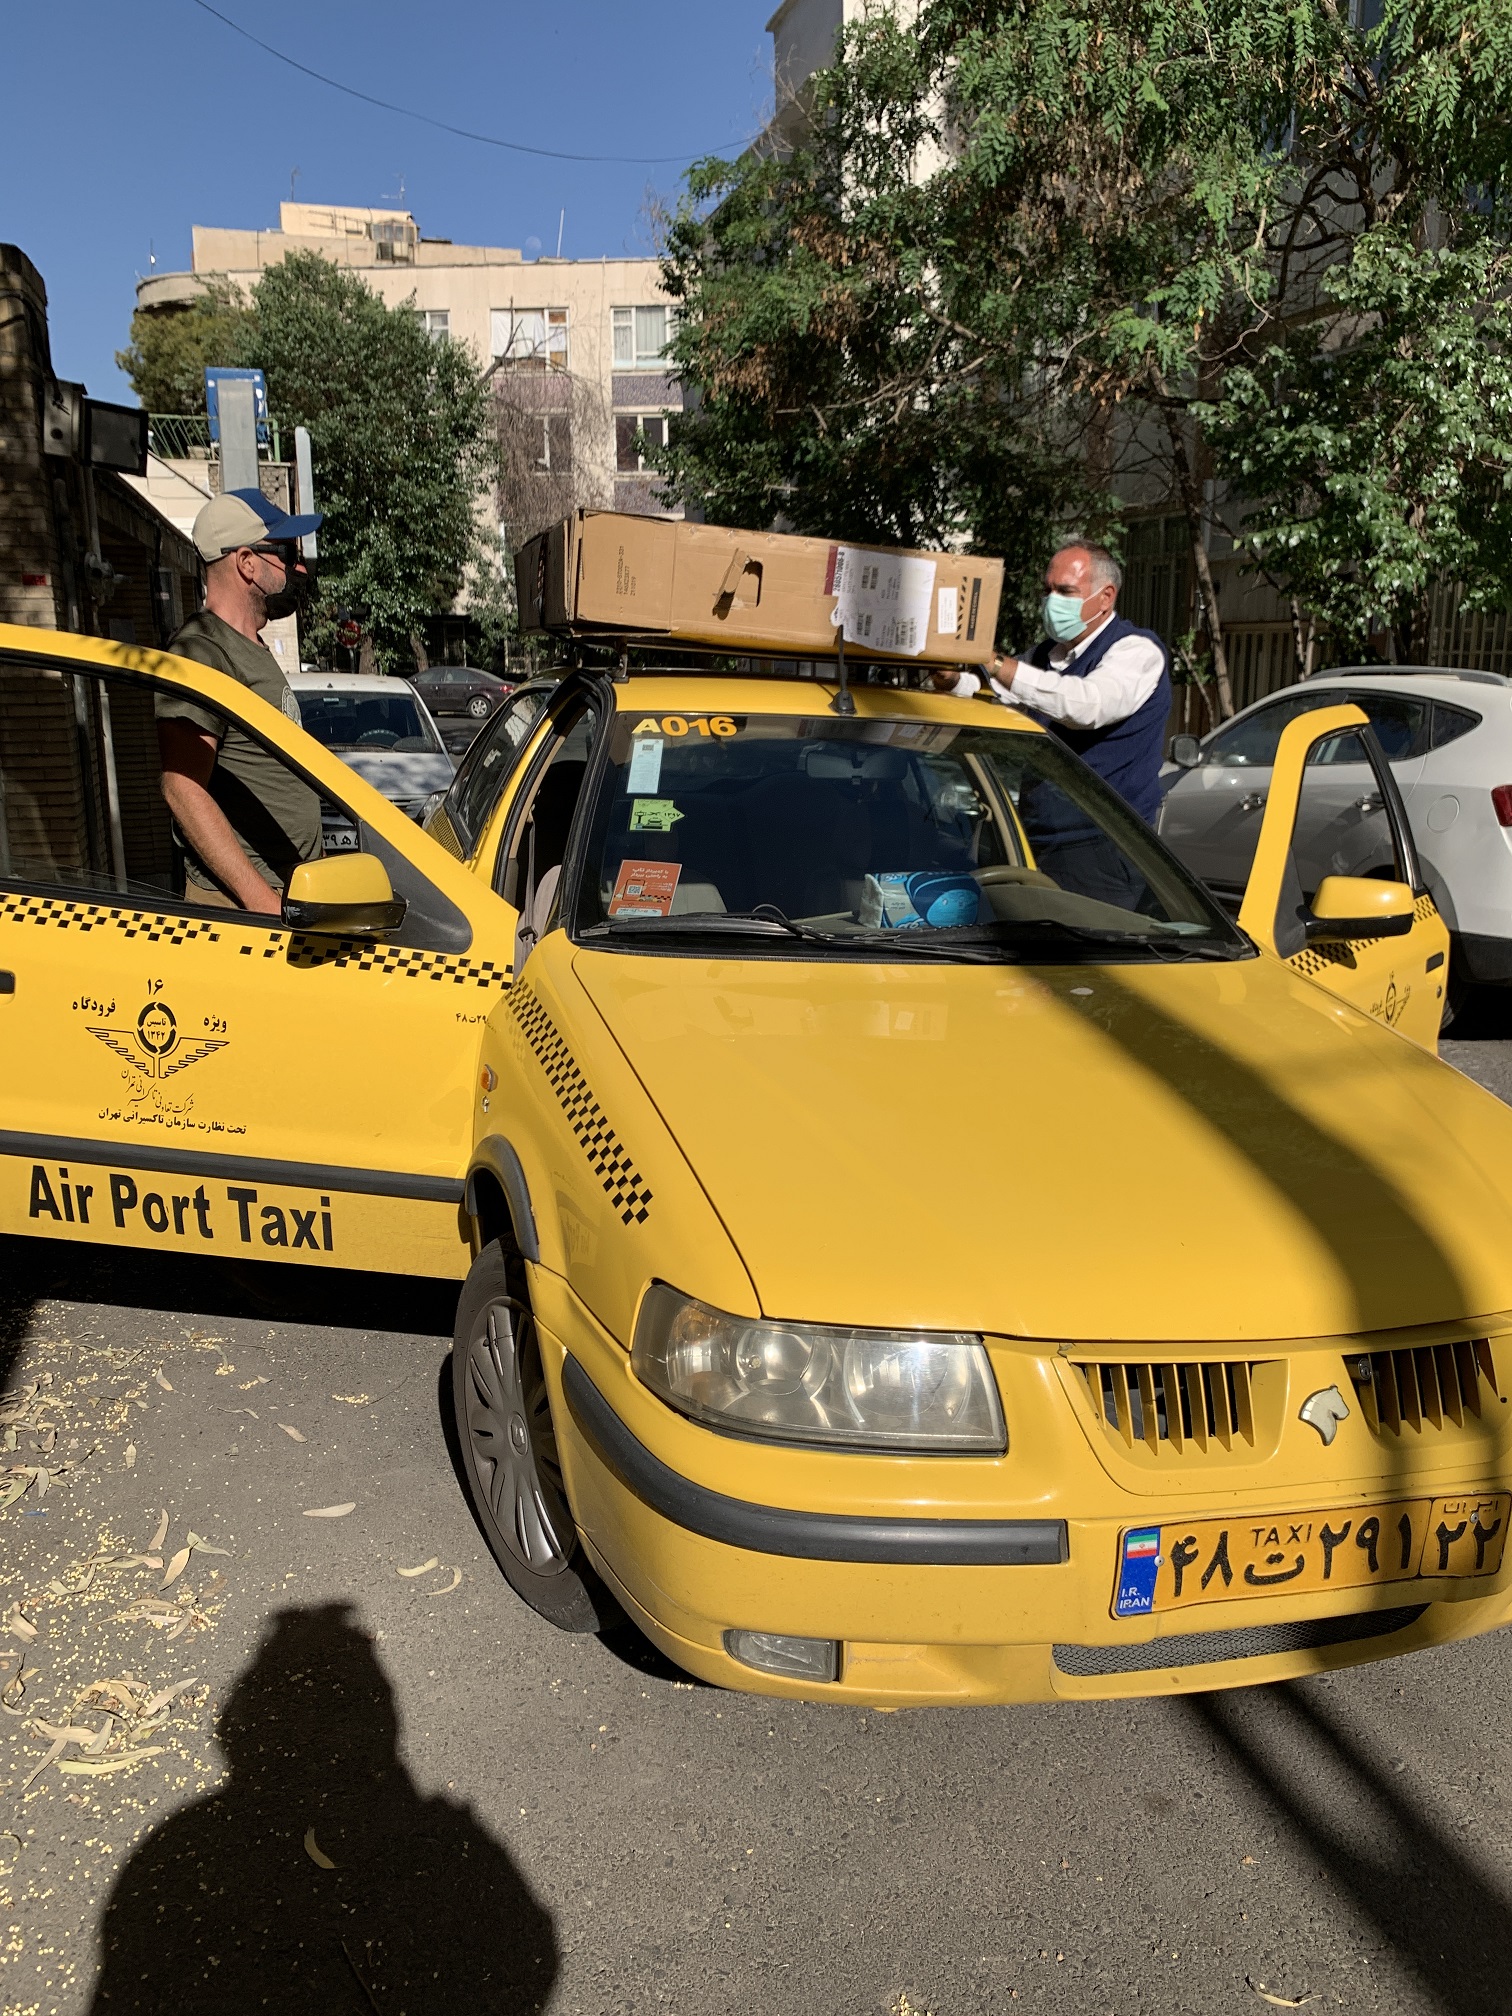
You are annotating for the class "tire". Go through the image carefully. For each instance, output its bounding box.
[1441,961,1473,1036]
[451,1240,610,1631]
[466,694,491,719]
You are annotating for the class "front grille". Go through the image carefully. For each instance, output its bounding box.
[1053,1604,1427,1677]
[1078,1360,1257,1454]
[1346,1340,1499,1433]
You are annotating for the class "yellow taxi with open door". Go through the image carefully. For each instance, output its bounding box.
[4,616,1512,1706]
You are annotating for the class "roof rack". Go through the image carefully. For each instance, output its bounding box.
[1302,663,1510,688]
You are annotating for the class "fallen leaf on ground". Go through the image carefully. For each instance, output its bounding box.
[123,1444,136,1468]
[1,1667,35,1715]
[202,1571,227,1599]
[60,1748,164,1776]
[303,1503,355,1519]
[427,1568,463,1597]
[304,1828,337,1869]
[1249,1984,1316,2008]
[149,1510,169,1551]
[154,1370,173,1393]
[396,1558,440,1578]
[142,1679,197,1717]
[331,1393,371,1405]
[0,1477,30,1511]
[31,1719,101,1746]
[239,1376,269,1389]
[279,1424,307,1443]
[186,1531,231,1556]
[160,1547,191,1590]
[4,1604,37,1644]
[20,1735,67,1792]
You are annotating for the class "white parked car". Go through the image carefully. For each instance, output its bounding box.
[1157,666,1512,1011]
[287,672,455,835]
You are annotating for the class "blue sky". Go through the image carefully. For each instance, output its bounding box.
[4,0,775,400]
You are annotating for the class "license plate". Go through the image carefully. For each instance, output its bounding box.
[1113,1494,1510,1618]
[324,828,358,851]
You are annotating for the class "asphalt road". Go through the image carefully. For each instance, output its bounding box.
[4,996,1512,2015]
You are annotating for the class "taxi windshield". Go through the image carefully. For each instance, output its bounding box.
[295,689,442,754]
[573,708,1247,963]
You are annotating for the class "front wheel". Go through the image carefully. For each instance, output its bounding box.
[451,1241,611,1631]
[466,694,492,719]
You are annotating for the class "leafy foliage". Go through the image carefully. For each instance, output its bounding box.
[242,254,499,670]
[661,0,1512,679]
[116,279,253,415]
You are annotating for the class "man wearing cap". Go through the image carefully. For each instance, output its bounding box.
[158,487,324,915]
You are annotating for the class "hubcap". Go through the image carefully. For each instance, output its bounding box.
[462,1297,572,1574]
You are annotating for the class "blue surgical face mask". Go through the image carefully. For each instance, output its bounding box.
[1042,591,1088,643]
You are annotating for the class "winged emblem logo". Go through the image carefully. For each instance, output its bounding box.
[88,1002,227,1081]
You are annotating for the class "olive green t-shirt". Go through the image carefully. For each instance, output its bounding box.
[158,610,323,894]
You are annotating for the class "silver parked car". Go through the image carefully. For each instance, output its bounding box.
[288,672,455,836]
[1157,666,1512,1010]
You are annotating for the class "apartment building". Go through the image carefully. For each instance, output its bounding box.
[134,202,682,535]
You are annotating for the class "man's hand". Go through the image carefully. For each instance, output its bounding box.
[157,717,283,915]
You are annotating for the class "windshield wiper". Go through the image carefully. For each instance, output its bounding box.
[580,912,1008,960]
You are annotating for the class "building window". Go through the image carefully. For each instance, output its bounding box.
[616,413,668,472]
[612,305,673,370]
[415,309,451,341]
[372,218,416,263]
[536,416,572,472]
[490,307,569,370]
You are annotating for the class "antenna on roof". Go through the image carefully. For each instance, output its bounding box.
[289,165,300,201]
[556,209,565,259]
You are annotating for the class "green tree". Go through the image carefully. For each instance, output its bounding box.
[116,278,253,414]
[661,0,1512,703]
[240,253,499,671]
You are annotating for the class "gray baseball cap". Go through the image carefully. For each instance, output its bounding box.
[192,486,322,562]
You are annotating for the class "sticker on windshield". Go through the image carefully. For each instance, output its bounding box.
[629,798,684,833]
[631,715,738,739]
[609,861,682,918]
[627,736,664,795]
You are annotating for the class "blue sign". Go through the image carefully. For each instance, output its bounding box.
[1114,1526,1162,1617]
[204,368,270,448]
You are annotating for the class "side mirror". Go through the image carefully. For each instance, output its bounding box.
[1170,734,1202,769]
[283,854,407,938]
[1305,875,1414,943]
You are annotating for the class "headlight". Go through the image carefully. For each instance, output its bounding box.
[631,1284,1006,1453]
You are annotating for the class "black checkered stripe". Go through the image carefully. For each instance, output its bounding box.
[0,891,222,948]
[508,986,653,1226]
[285,936,511,988]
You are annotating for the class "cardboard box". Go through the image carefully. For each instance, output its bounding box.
[514,511,1004,666]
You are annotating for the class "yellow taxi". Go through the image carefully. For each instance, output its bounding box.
[4,618,1512,1707]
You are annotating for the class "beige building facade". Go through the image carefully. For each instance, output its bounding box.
[137,202,683,540]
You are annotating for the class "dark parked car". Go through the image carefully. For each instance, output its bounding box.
[410,664,515,721]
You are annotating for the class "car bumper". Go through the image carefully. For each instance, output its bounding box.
[1455,932,1512,986]
[535,1280,1512,1705]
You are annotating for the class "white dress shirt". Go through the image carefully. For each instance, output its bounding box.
[1002,616,1166,728]
[943,616,1165,727]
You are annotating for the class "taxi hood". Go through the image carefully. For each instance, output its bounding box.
[571,948,1512,1343]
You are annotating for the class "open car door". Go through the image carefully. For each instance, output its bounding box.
[1237,702,1450,1051]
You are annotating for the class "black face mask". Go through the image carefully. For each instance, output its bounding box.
[263,560,314,623]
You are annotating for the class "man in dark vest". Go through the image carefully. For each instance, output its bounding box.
[990,541,1171,818]
[934,541,1172,907]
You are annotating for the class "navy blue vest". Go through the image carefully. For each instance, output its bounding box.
[1027,616,1172,823]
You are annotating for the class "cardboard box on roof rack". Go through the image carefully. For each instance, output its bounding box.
[514,511,1005,667]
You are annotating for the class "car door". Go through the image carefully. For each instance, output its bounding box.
[1160,688,1431,907]
[1237,702,1450,1050]
[1158,692,1322,900]
[0,634,515,1279]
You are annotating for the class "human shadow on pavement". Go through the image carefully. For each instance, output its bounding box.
[1187,1679,1512,2016]
[89,1603,558,2014]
